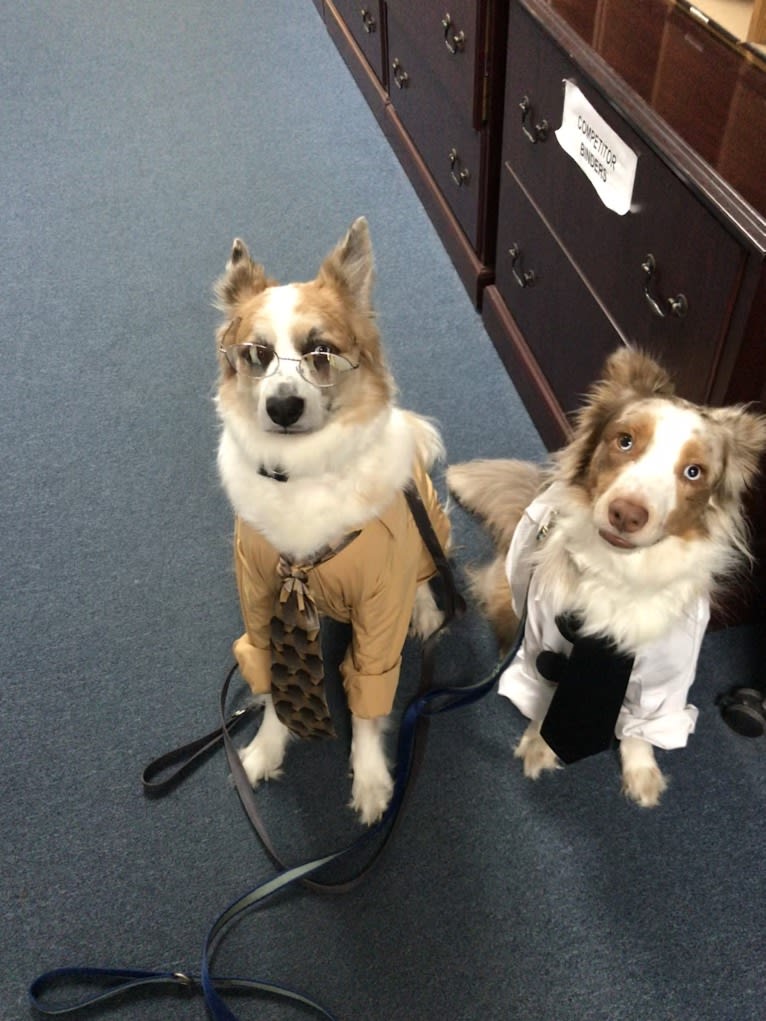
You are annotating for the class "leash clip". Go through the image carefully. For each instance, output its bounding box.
[172,971,196,989]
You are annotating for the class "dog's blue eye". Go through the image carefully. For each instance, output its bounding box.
[683,464,702,481]
[617,434,633,451]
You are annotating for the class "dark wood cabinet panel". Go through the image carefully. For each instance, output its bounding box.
[495,167,622,413]
[386,0,482,121]
[718,60,766,216]
[549,0,599,42]
[652,9,742,167]
[323,0,508,296]
[386,4,483,245]
[593,0,671,103]
[331,0,387,85]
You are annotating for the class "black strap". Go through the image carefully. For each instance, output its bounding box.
[141,705,258,795]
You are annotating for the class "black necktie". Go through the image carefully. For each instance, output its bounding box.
[537,613,635,764]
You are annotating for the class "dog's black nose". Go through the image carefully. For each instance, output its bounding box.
[266,394,305,428]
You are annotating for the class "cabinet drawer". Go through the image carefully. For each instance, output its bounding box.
[331,0,387,85]
[386,0,481,120]
[502,0,747,402]
[387,5,483,244]
[495,165,622,414]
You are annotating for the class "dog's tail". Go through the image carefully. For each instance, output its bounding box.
[404,411,446,470]
[446,459,543,552]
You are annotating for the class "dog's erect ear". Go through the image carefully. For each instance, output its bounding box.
[602,346,675,399]
[317,217,375,314]
[708,406,766,504]
[214,238,272,312]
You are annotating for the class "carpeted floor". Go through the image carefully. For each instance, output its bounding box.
[2,2,764,1019]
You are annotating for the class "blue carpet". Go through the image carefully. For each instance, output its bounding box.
[2,2,764,1019]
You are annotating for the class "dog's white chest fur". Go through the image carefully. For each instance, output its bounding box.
[217,406,421,558]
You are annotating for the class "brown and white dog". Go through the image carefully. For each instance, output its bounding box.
[214,218,449,825]
[448,348,766,806]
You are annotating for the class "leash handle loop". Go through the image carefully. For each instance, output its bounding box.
[140,706,258,795]
[28,967,198,1015]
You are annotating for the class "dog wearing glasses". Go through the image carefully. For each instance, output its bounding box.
[214,217,450,824]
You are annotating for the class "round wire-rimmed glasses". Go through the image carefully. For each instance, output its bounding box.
[219,342,359,389]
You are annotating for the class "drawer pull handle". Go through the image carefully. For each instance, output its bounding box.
[509,244,536,288]
[391,58,409,89]
[449,148,471,187]
[641,254,688,319]
[442,13,466,54]
[360,8,376,33]
[519,96,548,144]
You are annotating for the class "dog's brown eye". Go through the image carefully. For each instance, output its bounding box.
[683,464,703,481]
[244,344,274,372]
[617,433,633,451]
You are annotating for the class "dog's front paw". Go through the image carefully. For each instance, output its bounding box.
[350,767,394,826]
[621,763,667,808]
[237,699,290,786]
[620,736,667,808]
[514,723,560,779]
[239,737,285,786]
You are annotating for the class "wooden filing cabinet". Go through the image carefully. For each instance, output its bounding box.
[718,59,766,216]
[323,0,509,303]
[652,7,743,167]
[385,0,485,248]
[318,0,766,613]
[483,0,766,450]
[592,0,671,104]
[331,0,388,88]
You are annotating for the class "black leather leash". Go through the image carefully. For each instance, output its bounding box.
[30,485,524,1019]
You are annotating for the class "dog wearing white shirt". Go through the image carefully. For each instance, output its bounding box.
[448,348,766,806]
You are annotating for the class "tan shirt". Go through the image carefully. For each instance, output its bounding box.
[232,460,450,719]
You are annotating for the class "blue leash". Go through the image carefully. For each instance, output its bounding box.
[28,620,523,1019]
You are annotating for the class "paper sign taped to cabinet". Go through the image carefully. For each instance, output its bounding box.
[555,80,637,215]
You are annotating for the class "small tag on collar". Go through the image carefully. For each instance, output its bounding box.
[536,510,557,542]
[259,465,289,483]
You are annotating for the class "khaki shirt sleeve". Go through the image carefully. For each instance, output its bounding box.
[232,518,280,696]
[338,507,423,718]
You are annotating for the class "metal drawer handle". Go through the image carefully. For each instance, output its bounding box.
[519,96,548,144]
[391,58,409,89]
[509,244,536,288]
[641,254,688,319]
[360,8,376,33]
[442,13,466,54]
[448,148,470,187]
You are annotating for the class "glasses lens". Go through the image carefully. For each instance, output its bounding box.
[301,351,353,387]
[235,344,276,378]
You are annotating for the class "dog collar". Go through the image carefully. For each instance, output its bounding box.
[258,465,289,483]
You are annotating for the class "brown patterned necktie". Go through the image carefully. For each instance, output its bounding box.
[270,531,360,739]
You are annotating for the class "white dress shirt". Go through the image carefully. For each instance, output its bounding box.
[498,489,705,749]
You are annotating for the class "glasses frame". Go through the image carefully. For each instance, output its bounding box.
[219,341,359,389]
